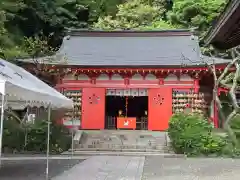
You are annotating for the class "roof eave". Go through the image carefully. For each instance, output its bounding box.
[204,0,240,46]
[18,60,228,68]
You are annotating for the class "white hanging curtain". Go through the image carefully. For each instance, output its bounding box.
[106,89,148,96]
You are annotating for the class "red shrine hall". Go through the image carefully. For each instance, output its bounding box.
[22,30,230,130]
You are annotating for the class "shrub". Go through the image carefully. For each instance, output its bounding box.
[2,118,71,154]
[25,120,72,153]
[230,115,240,138]
[3,119,25,152]
[168,113,226,156]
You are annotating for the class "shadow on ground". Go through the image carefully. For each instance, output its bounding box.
[0,159,84,180]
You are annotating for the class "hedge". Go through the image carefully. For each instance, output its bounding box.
[3,119,71,154]
[168,113,226,156]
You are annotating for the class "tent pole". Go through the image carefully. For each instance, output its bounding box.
[46,105,51,180]
[71,114,74,157]
[0,94,5,167]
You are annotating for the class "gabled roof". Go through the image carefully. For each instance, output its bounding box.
[56,29,202,67]
[18,29,231,67]
[204,0,240,49]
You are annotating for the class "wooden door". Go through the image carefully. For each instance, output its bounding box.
[81,88,105,129]
[148,88,172,131]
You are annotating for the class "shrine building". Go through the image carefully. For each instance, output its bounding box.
[20,29,230,130]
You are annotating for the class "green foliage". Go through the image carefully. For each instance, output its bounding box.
[230,115,240,142]
[168,113,227,156]
[0,0,128,60]
[167,0,228,56]
[168,0,226,34]
[217,115,240,157]
[2,118,71,154]
[25,120,71,153]
[138,20,176,30]
[0,0,229,60]
[23,35,56,58]
[230,115,240,130]
[3,119,25,152]
[85,0,126,22]
[94,0,174,30]
[94,0,226,34]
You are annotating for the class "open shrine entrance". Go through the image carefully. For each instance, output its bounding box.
[80,87,172,131]
[105,89,148,130]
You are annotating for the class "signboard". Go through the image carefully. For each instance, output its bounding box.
[117,117,136,129]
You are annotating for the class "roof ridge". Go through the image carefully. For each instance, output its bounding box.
[66,28,193,37]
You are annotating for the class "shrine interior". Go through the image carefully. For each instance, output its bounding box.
[105,96,126,117]
[127,96,148,117]
[105,96,148,130]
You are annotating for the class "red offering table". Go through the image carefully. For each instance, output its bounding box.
[117,117,136,129]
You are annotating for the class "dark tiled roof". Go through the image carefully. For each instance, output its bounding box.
[56,29,202,67]
[17,30,231,67]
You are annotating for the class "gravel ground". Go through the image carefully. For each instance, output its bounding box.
[142,156,240,180]
[0,159,85,180]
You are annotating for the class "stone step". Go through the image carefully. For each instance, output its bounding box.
[71,148,164,152]
[80,139,166,145]
[76,144,162,149]
[74,144,167,151]
[63,150,184,157]
[73,130,83,143]
[82,130,167,137]
[74,130,169,153]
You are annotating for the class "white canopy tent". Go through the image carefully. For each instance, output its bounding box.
[0,58,73,109]
[0,58,74,179]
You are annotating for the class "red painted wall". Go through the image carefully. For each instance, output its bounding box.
[58,78,198,130]
[148,87,173,131]
[81,88,105,129]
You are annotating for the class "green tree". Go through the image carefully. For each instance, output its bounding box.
[94,0,174,30]
[0,0,84,60]
[86,0,126,22]
[167,0,226,38]
[0,1,27,59]
[166,0,228,57]
[0,0,230,61]
[0,0,127,60]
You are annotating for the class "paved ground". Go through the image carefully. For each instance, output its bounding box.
[2,155,240,180]
[52,156,145,180]
[142,156,240,180]
[0,159,85,180]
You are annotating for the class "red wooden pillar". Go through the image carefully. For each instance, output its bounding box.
[194,79,199,93]
[213,100,219,128]
[212,88,224,128]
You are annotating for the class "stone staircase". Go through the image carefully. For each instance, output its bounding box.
[70,130,171,154]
